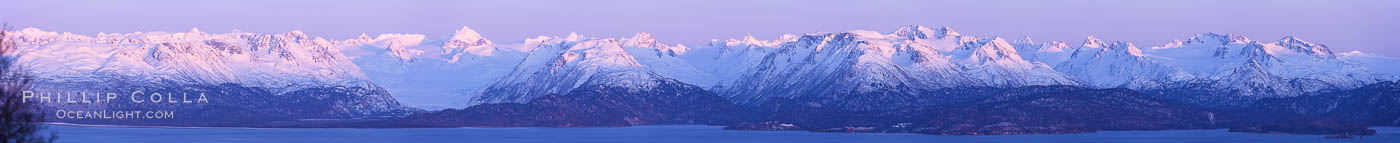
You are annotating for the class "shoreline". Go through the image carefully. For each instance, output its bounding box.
[43,122,730,130]
[46,122,1398,137]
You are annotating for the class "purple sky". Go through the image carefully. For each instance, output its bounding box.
[3,0,1397,56]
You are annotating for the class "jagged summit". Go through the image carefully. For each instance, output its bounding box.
[1276,36,1334,57]
[1107,41,1146,56]
[625,32,659,47]
[1015,36,1034,43]
[1072,40,1145,58]
[1010,37,1072,67]
[934,27,960,38]
[1188,32,1251,44]
[622,32,689,56]
[709,33,790,48]
[443,26,493,49]
[442,26,498,62]
[1081,36,1108,48]
[740,34,760,43]
[964,37,1025,63]
[451,26,486,40]
[891,25,960,40]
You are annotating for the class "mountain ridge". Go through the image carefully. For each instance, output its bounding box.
[7,25,1396,109]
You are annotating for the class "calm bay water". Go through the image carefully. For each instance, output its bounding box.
[50,125,1400,143]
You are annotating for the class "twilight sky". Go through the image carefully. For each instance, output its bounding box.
[3,0,1397,56]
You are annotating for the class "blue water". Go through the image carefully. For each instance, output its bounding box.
[50,125,1400,143]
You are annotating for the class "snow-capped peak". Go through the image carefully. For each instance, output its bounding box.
[452,26,484,39]
[1043,41,1069,52]
[1015,36,1034,43]
[1070,37,1146,57]
[564,32,584,41]
[1107,41,1146,57]
[965,37,1026,63]
[1151,39,1185,50]
[1011,39,1073,67]
[891,25,929,40]
[442,26,497,61]
[891,25,960,40]
[1072,39,1145,57]
[356,33,372,41]
[624,32,660,47]
[1069,36,1111,58]
[1275,36,1334,57]
[287,30,309,39]
[740,34,761,44]
[935,27,961,37]
[1082,36,1107,48]
[708,33,788,49]
[341,33,427,62]
[1187,33,1251,45]
[188,27,203,34]
[443,26,494,47]
[621,32,689,55]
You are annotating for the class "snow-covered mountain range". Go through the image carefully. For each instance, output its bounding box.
[9,28,368,89]
[338,27,532,109]
[708,26,1081,105]
[6,27,421,121]
[1056,33,1393,99]
[6,25,1396,109]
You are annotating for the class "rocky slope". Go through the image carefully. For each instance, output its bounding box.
[394,71,743,127]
